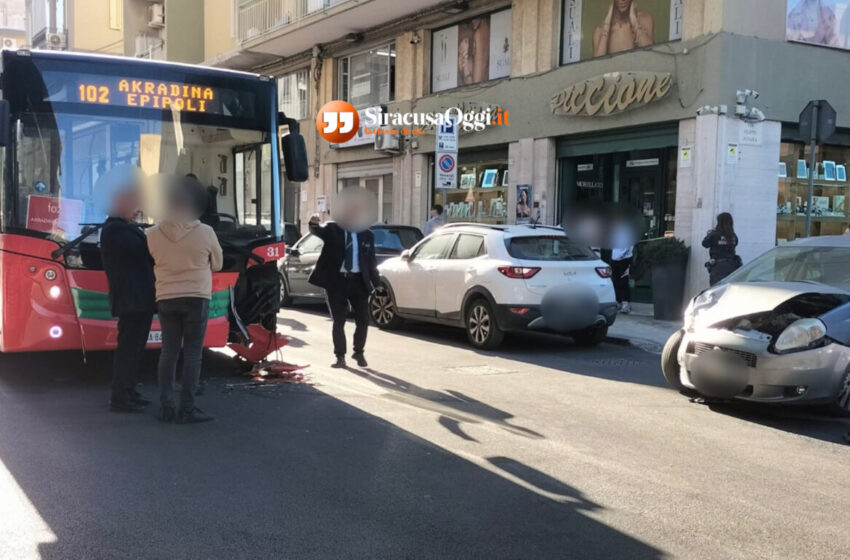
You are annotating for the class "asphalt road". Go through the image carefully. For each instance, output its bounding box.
[1,304,848,559]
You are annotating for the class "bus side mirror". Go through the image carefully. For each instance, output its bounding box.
[279,113,309,183]
[281,131,309,182]
[0,100,10,147]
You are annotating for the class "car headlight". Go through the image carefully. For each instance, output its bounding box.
[774,318,827,352]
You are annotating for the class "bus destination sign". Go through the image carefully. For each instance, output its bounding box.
[77,79,216,112]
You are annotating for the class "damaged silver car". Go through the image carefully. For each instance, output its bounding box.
[662,236,850,414]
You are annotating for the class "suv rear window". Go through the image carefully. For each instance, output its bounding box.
[373,228,423,252]
[506,236,595,261]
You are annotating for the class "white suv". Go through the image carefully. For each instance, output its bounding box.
[370,224,618,349]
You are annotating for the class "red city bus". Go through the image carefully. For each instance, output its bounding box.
[0,50,306,356]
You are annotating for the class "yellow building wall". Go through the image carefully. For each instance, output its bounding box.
[71,0,124,54]
[204,0,237,61]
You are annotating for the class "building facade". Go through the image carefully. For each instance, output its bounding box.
[211,0,850,302]
[24,0,850,303]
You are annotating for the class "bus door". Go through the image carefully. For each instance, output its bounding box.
[234,143,272,231]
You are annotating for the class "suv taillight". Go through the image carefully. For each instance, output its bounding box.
[595,266,613,278]
[498,266,541,279]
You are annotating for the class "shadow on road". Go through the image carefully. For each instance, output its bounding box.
[0,350,664,560]
[351,367,544,442]
[706,400,850,445]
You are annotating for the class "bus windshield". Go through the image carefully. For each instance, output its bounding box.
[1,51,278,242]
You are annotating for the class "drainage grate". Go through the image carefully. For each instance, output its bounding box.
[447,365,517,375]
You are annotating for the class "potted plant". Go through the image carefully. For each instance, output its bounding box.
[633,237,690,321]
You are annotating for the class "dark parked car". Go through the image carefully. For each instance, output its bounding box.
[283,222,301,248]
[280,224,423,306]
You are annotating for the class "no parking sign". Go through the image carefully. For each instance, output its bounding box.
[436,153,457,189]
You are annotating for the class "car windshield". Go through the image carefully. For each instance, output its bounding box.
[373,228,422,253]
[506,235,596,261]
[724,245,850,291]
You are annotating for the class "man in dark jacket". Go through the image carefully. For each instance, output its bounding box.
[99,166,156,413]
[308,210,381,369]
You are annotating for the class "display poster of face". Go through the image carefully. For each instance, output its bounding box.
[787,0,850,50]
[488,10,512,80]
[432,26,459,92]
[431,10,512,92]
[561,0,683,64]
[516,185,532,224]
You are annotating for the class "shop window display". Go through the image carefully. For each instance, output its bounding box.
[434,161,509,224]
[777,143,850,241]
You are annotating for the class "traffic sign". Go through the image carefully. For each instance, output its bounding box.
[436,152,457,189]
[799,100,836,143]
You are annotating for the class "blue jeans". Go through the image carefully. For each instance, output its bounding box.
[157,298,209,413]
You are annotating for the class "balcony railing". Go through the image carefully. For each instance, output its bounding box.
[237,0,349,43]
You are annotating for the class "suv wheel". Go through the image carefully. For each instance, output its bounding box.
[465,298,504,349]
[571,323,608,347]
[370,285,403,329]
[279,272,293,307]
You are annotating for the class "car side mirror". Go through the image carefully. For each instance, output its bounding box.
[400,250,412,262]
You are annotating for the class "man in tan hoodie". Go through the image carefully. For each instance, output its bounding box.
[146,176,223,424]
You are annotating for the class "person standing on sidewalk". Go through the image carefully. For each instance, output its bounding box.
[308,190,381,369]
[146,176,222,424]
[423,204,445,236]
[100,166,156,413]
[611,244,633,315]
[702,212,741,286]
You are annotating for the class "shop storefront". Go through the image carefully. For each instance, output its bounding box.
[433,147,510,225]
[337,159,395,224]
[556,126,679,239]
[776,129,850,241]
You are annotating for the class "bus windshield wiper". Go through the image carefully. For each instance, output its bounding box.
[50,223,103,261]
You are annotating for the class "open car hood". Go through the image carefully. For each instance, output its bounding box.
[694,282,849,328]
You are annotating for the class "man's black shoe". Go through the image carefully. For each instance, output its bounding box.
[109,399,145,413]
[176,407,214,424]
[159,406,176,422]
[352,353,368,368]
[331,356,347,368]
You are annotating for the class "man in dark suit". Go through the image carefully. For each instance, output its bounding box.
[99,167,157,413]
[308,212,381,368]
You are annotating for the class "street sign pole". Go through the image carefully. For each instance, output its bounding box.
[799,99,836,238]
[805,101,819,238]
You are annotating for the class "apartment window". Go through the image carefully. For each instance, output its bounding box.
[338,43,395,108]
[278,69,310,120]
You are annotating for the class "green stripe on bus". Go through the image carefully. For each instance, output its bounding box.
[71,289,230,321]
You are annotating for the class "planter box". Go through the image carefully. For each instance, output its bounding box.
[651,257,688,321]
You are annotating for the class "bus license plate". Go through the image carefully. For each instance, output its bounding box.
[147,331,162,344]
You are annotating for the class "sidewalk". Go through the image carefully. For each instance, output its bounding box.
[607,302,682,354]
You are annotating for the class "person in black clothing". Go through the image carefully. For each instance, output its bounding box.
[99,166,157,413]
[702,212,741,286]
[308,205,381,369]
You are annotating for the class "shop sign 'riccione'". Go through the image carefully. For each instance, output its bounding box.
[550,72,673,117]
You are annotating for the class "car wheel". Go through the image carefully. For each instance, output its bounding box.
[279,272,293,308]
[827,368,850,417]
[370,285,403,329]
[661,329,700,397]
[571,323,608,347]
[465,298,504,349]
